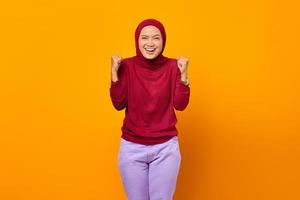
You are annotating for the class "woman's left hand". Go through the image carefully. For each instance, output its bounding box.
[177,56,189,76]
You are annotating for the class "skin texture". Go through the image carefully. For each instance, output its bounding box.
[138,25,163,60]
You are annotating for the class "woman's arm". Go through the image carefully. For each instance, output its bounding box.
[173,56,190,111]
[110,55,127,111]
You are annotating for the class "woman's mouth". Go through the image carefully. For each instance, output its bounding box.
[145,47,156,54]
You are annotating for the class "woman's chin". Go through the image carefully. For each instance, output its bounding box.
[142,53,159,60]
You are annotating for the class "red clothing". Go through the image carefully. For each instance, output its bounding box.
[110,56,190,145]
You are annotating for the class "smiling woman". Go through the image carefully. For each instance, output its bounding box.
[138,26,163,60]
[110,18,190,200]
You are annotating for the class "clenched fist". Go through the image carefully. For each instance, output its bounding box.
[111,55,123,82]
[177,56,189,77]
[111,55,123,73]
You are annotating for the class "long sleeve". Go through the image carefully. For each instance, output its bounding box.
[110,63,127,111]
[173,67,190,111]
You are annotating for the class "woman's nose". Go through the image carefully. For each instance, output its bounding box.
[147,38,154,46]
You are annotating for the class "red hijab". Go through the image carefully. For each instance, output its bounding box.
[133,18,170,70]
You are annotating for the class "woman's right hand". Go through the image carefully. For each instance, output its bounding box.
[111,55,123,73]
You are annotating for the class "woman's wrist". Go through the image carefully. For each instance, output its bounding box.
[181,72,188,81]
[180,73,189,86]
[111,71,119,82]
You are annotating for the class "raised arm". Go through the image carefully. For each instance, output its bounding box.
[173,56,190,111]
[110,55,127,111]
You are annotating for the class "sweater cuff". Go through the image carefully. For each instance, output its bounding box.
[111,80,120,86]
[181,81,189,87]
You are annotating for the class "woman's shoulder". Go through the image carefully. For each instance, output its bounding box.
[167,57,178,65]
[121,56,136,65]
[166,57,180,72]
[119,56,136,71]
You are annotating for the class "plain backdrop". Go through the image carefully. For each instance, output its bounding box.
[0,0,299,199]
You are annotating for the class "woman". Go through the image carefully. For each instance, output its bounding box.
[110,18,190,200]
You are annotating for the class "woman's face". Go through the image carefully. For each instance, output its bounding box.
[138,25,163,60]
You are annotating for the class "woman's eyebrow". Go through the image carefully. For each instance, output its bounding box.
[140,34,161,37]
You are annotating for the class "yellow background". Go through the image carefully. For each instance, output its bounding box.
[1,0,299,199]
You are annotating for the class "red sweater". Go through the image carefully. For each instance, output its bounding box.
[110,56,190,145]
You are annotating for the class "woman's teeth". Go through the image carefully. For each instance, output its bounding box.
[145,48,156,52]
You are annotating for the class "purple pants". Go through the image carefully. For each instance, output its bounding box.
[117,136,181,200]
